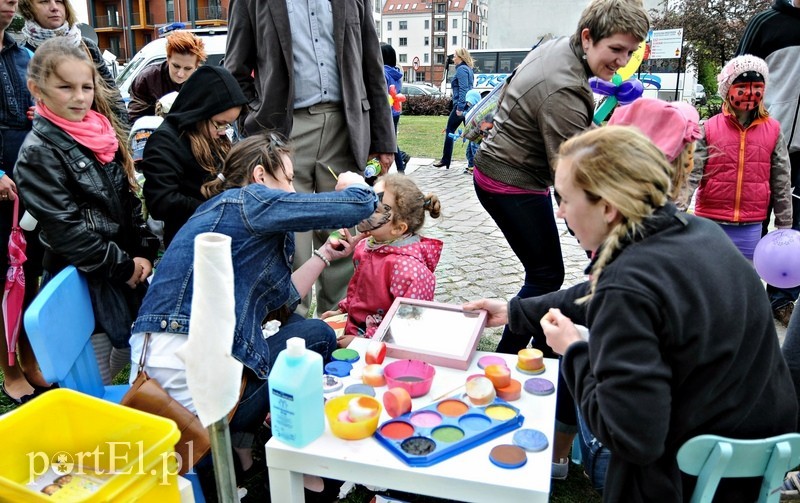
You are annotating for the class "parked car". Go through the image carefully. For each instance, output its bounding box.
[692,84,706,105]
[402,83,444,97]
[116,27,227,105]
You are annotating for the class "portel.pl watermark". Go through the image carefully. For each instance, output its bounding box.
[26,441,196,485]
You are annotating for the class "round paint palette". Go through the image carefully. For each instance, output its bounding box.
[489,444,527,469]
[374,397,524,467]
[322,374,343,393]
[331,348,360,363]
[345,383,376,397]
[478,355,507,369]
[512,428,549,452]
[324,360,353,377]
[523,378,555,396]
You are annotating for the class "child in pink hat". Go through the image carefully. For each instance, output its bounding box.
[608,97,701,205]
[684,54,792,260]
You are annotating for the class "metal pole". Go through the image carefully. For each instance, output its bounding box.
[209,417,239,503]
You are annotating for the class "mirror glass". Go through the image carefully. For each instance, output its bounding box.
[380,302,483,358]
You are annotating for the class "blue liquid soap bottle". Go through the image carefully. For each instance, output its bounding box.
[268,337,324,447]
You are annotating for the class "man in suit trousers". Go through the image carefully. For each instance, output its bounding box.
[225,0,396,316]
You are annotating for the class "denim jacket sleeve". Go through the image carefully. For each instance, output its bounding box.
[15,138,135,282]
[454,64,473,112]
[241,185,378,234]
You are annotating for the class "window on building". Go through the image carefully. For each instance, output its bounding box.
[452,35,457,45]
[424,53,429,63]
[387,37,392,46]
[399,54,407,63]
[424,19,429,29]
[387,21,392,30]
[399,21,407,30]
[399,37,407,46]
[416,72,426,82]
[424,36,429,46]
[436,53,445,64]
[452,18,457,28]
[435,36,444,48]
[436,3,446,14]
[166,0,174,22]
[436,20,445,31]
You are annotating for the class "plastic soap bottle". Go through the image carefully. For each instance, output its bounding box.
[268,337,324,447]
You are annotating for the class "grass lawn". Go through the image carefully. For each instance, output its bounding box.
[397,115,469,163]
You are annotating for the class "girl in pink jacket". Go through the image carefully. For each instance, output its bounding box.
[323,175,443,346]
[687,55,792,259]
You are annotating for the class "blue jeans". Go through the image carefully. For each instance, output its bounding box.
[767,151,800,310]
[229,313,336,435]
[393,115,405,173]
[466,141,478,168]
[575,408,610,493]
[439,107,465,167]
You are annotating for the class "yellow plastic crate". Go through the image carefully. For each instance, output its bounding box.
[0,389,181,502]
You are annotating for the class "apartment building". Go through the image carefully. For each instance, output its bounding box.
[381,0,487,86]
[87,0,228,62]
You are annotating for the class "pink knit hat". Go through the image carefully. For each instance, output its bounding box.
[717,54,769,99]
[608,98,701,162]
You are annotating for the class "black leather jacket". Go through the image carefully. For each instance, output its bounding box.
[15,116,157,346]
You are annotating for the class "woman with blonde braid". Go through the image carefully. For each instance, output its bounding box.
[465,127,796,501]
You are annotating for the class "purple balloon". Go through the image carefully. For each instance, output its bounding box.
[753,229,800,288]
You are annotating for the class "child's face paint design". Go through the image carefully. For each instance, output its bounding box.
[727,81,765,112]
[357,193,392,233]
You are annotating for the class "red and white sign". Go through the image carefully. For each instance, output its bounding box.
[412,57,420,71]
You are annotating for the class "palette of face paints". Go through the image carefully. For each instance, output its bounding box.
[373,396,524,467]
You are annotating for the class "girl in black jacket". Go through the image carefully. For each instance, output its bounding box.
[140,66,247,247]
[16,38,157,384]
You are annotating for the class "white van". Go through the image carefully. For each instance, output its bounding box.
[115,28,228,104]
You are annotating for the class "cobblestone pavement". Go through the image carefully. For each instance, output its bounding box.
[404,158,787,346]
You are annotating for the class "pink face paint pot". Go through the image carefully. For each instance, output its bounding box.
[409,411,442,428]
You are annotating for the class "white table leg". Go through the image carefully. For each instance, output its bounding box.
[268,467,305,502]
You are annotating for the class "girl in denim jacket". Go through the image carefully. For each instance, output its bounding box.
[130,132,377,489]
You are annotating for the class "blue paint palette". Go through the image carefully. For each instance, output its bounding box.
[373,396,524,467]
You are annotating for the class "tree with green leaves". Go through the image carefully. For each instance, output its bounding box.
[647,0,770,95]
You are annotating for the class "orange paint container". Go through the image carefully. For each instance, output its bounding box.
[484,364,511,389]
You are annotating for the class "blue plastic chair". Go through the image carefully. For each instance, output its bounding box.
[23,265,129,403]
[677,433,800,503]
[24,265,207,502]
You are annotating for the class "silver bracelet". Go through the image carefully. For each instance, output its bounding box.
[313,249,331,267]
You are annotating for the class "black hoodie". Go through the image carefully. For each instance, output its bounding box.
[140,66,247,246]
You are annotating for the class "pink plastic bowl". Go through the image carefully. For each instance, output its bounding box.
[383,359,436,398]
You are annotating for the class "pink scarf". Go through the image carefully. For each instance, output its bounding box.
[36,103,119,164]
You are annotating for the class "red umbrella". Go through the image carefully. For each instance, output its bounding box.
[4,197,27,366]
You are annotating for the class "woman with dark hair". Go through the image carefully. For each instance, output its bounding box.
[140,65,247,247]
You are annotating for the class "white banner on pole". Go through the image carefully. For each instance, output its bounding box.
[650,28,683,59]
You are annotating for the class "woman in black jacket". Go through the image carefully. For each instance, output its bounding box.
[16,39,157,384]
[140,65,247,247]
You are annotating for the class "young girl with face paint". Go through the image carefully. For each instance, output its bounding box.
[685,54,792,260]
[321,175,443,347]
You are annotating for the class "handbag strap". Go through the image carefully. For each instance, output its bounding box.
[136,332,151,374]
[11,197,19,227]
